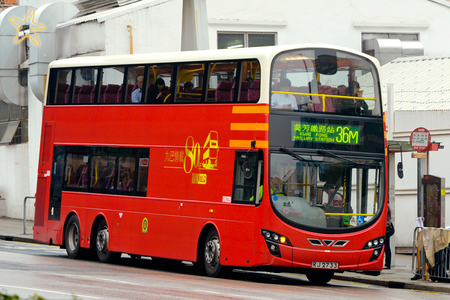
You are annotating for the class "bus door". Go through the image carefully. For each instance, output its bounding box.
[227,150,263,265]
[48,146,66,221]
[34,122,56,240]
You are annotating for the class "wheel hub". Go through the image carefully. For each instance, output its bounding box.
[68,224,79,250]
[96,228,109,253]
[205,238,220,266]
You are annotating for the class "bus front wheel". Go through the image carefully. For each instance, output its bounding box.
[95,219,120,263]
[65,215,82,259]
[306,270,334,285]
[203,228,222,277]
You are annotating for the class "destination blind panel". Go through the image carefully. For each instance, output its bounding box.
[291,121,361,145]
[269,115,384,154]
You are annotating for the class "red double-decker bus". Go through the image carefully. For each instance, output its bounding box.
[34,44,387,284]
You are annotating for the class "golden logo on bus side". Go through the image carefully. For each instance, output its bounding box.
[142,217,148,233]
[164,131,219,185]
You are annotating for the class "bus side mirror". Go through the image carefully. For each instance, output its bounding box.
[242,161,253,179]
[388,142,404,179]
[397,162,404,179]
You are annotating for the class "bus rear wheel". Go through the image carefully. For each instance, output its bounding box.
[203,228,222,277]
[95,219,120,263]
[306,270,334,285]
[65,215,82,259]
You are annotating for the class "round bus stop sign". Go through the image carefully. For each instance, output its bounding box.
[410,127,431,152]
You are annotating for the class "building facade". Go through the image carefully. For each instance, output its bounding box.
[0,0,449,250]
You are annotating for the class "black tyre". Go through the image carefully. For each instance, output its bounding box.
[65,215,82,259]
[202,228,222,277]
[95,219,121,263]
[306,270,334,285]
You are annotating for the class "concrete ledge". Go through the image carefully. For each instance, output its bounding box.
[0,234,43,244]
[333,273,450,294]
[0,198,5,216]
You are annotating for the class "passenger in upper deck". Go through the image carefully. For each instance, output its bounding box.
[131,76,144,103]
[148,78,168,103]
[271,78,298,110]
[298,96,313,111]
[182,81,194,98]
[341,81,368,115]
[183,81,194,94]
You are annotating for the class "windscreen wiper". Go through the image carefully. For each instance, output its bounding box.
[317,149,367,166]
[279,147,307,162]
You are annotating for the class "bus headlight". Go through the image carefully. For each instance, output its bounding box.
[368,246,383,262]
[261,229,292,257]
[261,229,291,245]
[364,236,385,262]
[363,236,384,249]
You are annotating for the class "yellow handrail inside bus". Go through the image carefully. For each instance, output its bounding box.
[209,63,217,79]
[252,64,260,80]
[177,66,204,94]
[272,91,376,112]
[178,92,202,97]
[342,175,347,208]
[373,174,378,214]
[67,166,72,184]
[325,213,375,216]
[272,91,376,101]
[92,160,98,187]
[151,66,160,82]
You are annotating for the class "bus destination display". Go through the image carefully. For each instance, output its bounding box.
[291,121,361,145]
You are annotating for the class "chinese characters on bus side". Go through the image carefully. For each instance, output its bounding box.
[164,131,219,185]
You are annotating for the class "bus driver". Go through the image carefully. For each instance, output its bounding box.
[323,183,342,207]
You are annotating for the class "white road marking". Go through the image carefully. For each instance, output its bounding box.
[0,284,100,299]
[65,274,141,285]
[194,289,276,300]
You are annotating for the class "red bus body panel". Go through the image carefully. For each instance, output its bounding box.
[34,103,387,272]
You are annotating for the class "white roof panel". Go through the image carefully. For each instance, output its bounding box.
[58,0,172,27]
[381,56,450,111]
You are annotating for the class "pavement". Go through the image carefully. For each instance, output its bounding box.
[1,217,449,293]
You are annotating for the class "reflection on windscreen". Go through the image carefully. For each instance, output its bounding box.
[271,48,381,117]
[270,153,383,229]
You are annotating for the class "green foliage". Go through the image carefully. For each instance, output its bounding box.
[0,293,20,300]
[1,291,81,300]
[0,293,47,300]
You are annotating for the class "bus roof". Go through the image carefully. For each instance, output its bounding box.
[49,44,380,69]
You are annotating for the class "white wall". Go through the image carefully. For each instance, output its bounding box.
[389,110,450,248]
[3,0,450,241]
[206,0,450,250]
[57,22,106,58]
[0,143,29,218]
[26,84,43,220]
[207,0,450,56]
[20,0,72,6]
[103,0,183,55]
[0,75,42,220]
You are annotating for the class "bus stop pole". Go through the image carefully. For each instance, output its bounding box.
[417,157,427,219]
[387,83,396,266]
[23,196,35,235]
[388,151,396,267]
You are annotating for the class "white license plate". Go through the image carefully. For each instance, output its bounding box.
[312,261,339,269]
